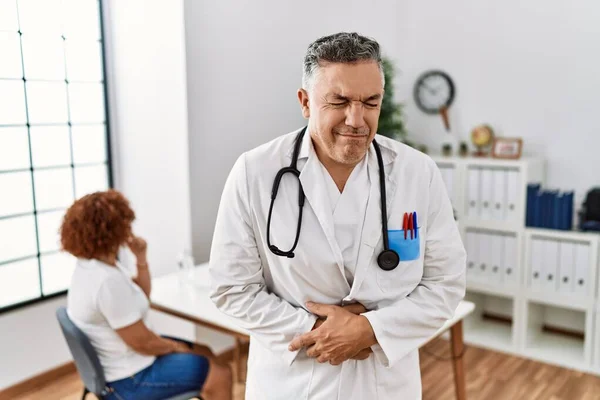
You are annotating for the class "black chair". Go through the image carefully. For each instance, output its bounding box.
[56,307,199,400]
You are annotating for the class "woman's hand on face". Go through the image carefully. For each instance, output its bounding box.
[127,235,148,262]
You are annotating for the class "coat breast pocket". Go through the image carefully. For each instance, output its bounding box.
[388,229,420,261]
[376,229,422,292]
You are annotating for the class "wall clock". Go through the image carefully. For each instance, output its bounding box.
[413,70,455,131]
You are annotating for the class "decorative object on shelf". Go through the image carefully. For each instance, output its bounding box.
[413,70,455,132]
[442,143,452,157]
[378,57,407,142]
[470,124,494,156]
[492,137,523,160]
[579,187,600,232]
[526,183,574,230]
[459,142,469,157]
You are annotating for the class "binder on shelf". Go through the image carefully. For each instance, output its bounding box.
[541,239,559,292]
[491,233,504,285]
[541,190,557,229]
[542,191,554,228]
[506,170,520,221]
[533,192,543,228]
[541,191,548,228]
[542,191,549,227]
[492,169,507,221]
[467,168,480,218]
[526,183,541,227]
[530,238,543,291]
[480,169,494,220]
[466,231,478,280]
[573,243,590,296]
[551,190,560,229]
[562,192,574,231]
[558,241,575,294]
[503,234,518,286]
[552,194,563,229]
[478,232,491,281]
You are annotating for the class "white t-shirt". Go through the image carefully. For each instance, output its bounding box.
[67,256,155,382]
[320,153,370,286]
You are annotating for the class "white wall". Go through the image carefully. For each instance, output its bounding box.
[106,0,192,277]
[0,0,195,390]
[0,297,70,390]
[394,0,600,208]
[185,0,407,261]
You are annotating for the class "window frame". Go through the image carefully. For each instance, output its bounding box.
[0,0,114,314]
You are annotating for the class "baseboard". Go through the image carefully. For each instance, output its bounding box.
[0,362,76,400]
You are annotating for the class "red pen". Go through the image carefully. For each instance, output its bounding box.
[403,212,408,239]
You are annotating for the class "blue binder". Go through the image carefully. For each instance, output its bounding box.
[553,193,563,229]
[563,192,574,230]
[526,184,541,227]
[533,192,543,227]
[541,191,550,228]
[544,191,557,228]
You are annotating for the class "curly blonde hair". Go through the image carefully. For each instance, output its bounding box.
[60,189,135,259]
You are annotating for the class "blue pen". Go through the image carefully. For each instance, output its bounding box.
[413,212,418,238]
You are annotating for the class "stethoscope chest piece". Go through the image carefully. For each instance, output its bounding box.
[377,249,400,271]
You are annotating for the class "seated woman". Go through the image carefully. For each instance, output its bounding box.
[61,189,232,400]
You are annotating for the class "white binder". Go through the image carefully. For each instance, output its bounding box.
[574,243,590,296]
[467,168,480,218]
[542,239,559,292]
[466,231,478,280]
[442,167,454,203]
[558,241,575,294]
[506,170,520,221]
[480,169,494,220]
[478,232,491,280]
[503,235,518,286]
[492,169,507,220]
[530,238,543,291]
[490,233,504,285]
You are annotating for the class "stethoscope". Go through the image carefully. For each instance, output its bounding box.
[266,126,400,271]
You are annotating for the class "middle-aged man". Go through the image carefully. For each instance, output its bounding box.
[209,32,466,399]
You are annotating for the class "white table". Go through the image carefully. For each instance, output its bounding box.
[151,265,475,400]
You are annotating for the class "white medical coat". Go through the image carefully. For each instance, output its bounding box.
[209,127,466,399]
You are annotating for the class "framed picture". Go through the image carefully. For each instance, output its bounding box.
[492,138,523,159]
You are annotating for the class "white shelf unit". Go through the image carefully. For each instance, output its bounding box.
[432,155,600,375]
[593,254,600,374]
[519,228,597,371]
[523,300,592,371]
[594,304,600,373]
[463,291,518,354]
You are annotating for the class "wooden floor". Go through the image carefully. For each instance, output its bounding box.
[8,338,600,400]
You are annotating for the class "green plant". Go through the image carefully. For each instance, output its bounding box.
[378,57,407,142]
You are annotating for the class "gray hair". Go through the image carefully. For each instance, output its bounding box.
[302,32,385,91]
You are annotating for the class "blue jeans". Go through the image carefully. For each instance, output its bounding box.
[105,338,210,400]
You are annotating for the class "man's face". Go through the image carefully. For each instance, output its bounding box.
[298,61,383,166]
